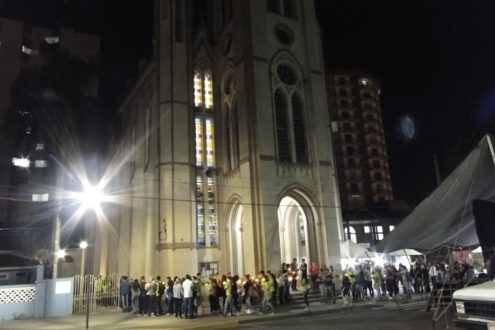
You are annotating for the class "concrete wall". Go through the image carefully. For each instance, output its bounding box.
[0,266,73,321]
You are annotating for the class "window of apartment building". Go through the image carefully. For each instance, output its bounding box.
[374,172,383,180]
[375,226,384,240]
[338,77,346,84]
[345,226,357,243]
[350,183,358,193]
[341,111,350,119]
[32,193,49,202]
[364,225,370,234]
[34,160,47,168]
[346,146,354,155]
[348,158,356,168]
[344,134,353,143]
[370,148,379,156]
[372,160,380,168]
[339,88,348,96]
[340,99,349,107]
[331,121,339,133]
[343,122,351,131]
[389,225,395,232]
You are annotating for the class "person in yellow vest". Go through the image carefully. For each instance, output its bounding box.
[222,275,234,316]
[259,274,275,315]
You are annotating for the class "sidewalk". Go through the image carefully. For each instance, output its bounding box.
[0,295,427,330]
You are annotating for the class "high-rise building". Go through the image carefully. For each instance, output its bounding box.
[326,72,393,211]
[0,17,99,258]
[98,0,344,278]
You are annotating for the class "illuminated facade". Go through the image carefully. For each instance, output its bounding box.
[110,0,344,278]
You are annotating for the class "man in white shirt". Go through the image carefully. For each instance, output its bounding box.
[182,275,194,319]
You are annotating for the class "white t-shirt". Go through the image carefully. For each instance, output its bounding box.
[182,279,193,298]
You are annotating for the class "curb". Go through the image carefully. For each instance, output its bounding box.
[238,303,384,325]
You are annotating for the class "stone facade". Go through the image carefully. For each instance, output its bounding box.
[107,0,343,279]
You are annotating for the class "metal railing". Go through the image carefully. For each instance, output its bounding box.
[73,274,119,314]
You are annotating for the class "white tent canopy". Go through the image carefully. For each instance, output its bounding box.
[340,240,375,259]
[375,135,495,253]
[388,249,424,257]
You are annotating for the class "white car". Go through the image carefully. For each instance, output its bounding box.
[453,280,495,330]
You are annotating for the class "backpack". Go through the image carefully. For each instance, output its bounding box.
[158,281,165,295]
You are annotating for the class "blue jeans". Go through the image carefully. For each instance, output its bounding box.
[223,295,233,315]
[183,297,194,318]
[173,298,183,317]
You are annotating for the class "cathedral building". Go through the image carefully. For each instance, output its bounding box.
[101,0,344,278]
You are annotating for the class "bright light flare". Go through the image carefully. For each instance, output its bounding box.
[79,241,88,249]
[56,249,66,259]
[12,157,30,168]
[72,180,109,214]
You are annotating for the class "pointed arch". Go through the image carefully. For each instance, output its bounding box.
[269,50,308,164]
[225,196,245,275]
[277,185,322,265]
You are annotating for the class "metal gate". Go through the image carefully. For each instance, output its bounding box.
[73,274,120,314]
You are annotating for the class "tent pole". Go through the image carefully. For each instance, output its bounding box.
[487,135,495,167]
[404,249,412,268]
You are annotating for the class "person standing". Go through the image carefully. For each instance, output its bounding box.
[146,277,157,317]
[309,261,319,293]
[243,275,254,314]
[182,275,194,319]
[290,258,298,290]
[131,278,140,314]
[138,276,147,316]
[300,258,308,281]
[120,276,131,311]
[222,275,233,316]
[166,276,174,315]
[156,276,165,315]
[372,267,383,301]
[173,278,183,318]
[259,275,275,315]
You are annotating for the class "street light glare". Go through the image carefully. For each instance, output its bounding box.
[79,183,106,212]
[79,241,88,249]
[56,249,66,259]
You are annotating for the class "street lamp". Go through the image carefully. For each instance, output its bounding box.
[79,241,88,279]
[75,184,106,330]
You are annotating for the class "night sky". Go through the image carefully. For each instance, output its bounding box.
[1,0,495,204]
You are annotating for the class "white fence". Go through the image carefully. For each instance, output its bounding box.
[72,274,120,314]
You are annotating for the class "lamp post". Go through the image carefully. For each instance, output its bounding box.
[78,240,88,321]
[52,216,62,279]
[76,183,106,330]
[79,241,88,277]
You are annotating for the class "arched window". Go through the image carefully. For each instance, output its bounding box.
[222,70,239,171]
[345,226,357,243]
[292,93,306,163]
[274,89,290,162]
[272,61,307,164]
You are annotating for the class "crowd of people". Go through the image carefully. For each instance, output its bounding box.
[116,258,477,319]
[341,259,477,304]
